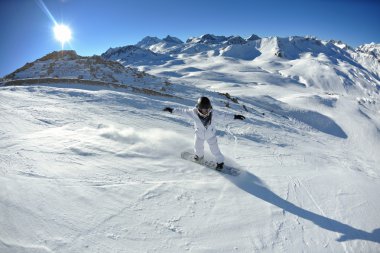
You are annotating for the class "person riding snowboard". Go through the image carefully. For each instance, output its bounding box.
[163,96,245,170]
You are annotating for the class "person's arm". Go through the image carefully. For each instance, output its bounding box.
[163,107,194,118]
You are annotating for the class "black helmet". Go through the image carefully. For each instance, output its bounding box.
[196,96,212,109]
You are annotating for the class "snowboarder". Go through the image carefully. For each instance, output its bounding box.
[163,96,245,170]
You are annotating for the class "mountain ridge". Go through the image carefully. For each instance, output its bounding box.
[100,34,380,96]
[3,50,167,92]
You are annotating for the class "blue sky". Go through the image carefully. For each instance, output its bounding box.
[1,0,379,77]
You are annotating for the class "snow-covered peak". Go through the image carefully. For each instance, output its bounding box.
[328,39,353,51]
[356,43,380,60]
[162,35,183,44]
[265,36,346,59]
[225,36,247,45]
[102,45,152,58]
[134,36,185,54]
[246,34,261,41]
[101,46,170,66]
[101,45,170,65]
[186,34,231,44]
[136,36,162,48]
[351,43,380,80]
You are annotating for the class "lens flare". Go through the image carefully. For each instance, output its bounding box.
[53,24,72,49]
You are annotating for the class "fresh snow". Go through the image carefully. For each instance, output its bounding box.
[1,34,380,252]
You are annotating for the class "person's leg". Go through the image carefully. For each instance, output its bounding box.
[194,135,205,158]
[207,136,224,164]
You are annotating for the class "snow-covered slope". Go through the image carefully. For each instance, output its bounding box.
[1,79,379,252]
[1,34,380,252]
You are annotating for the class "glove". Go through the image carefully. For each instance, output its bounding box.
[163,107,173,113]
[234,114,245,120]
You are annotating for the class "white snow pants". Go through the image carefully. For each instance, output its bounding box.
[194,135,224,164]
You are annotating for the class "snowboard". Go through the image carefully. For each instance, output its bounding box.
[181,151,240,176]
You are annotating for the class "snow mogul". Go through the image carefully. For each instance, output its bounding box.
[163,96,245,170]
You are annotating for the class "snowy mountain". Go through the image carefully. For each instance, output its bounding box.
[135,36,163,48]
[246,34,261,41]
[134,35,184,54]
[162,35,184,44]
[352,43,380,79]
[1,34,380,252]
[186,34,231,44]
[3,50,170,94]
[101,34,380,96]
[101,45,171,66]
[357,42,380,60]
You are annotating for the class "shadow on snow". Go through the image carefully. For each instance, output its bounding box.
[247,96,348,139]
[228,170,380,243]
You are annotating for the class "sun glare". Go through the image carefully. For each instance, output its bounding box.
[53,24,72,48]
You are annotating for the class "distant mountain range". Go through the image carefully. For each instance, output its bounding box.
[103,34,380,69]
[2,34,380,96]
[102,34,380,95]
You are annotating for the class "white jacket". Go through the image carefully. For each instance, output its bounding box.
[174,108,233,140]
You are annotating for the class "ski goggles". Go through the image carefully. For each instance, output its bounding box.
[197,108,212,117]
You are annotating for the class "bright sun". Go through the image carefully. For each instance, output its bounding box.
[53,24,72,48]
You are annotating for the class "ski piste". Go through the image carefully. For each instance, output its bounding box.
[181,151,240,176]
